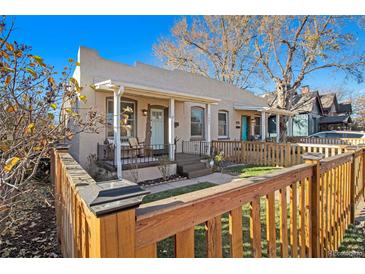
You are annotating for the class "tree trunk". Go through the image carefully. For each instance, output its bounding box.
[275,82,291,142]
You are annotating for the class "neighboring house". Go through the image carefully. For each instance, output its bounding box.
[264,86,353,137]
[319,93,353,131]
[265,86,324,137]
[66,47,292,182]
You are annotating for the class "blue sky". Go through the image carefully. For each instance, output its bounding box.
[8,15,365,99]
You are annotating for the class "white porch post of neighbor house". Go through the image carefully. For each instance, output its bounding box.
[168,98,175,161]
[114,86,125,179]
[206,103,211,156]
[261,111,266,141]
[276,114,280,143]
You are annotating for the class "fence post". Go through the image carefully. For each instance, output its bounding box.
[346,146,358,223]
[51,144,70,245]
[302,152,323,258]
[85,180,149,258]
[363,147,365,201]
[359,145,365,201]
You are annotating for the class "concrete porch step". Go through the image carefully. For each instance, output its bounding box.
[177,162,207,173]
[183,168,213,179]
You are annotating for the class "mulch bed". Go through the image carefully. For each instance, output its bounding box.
[0,180,61,258]
[138,174,186,187]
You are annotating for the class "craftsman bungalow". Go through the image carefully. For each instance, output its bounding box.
[66,47,293,182]
[265,86,353,137]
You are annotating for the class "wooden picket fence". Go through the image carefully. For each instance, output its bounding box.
[211,141,347,167]
[287,136,365,146]
[52,143,365,258]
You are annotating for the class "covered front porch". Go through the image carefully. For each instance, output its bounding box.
[233,104,295,142]
[92,79,219,179]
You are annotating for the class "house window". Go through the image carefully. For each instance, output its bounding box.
[106,98,136,139]
[254,117,261,136]
[218,111,229,138]
[191,107,205,138]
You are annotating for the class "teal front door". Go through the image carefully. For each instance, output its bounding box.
[241,116,248,141]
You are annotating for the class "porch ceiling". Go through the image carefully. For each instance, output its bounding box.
[92,79,220,104]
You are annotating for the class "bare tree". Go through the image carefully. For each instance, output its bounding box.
[352,95,365,130]
[255,16,364,121]
[156,16,365,140]
[154,16,259,89]
[0,17,103,230]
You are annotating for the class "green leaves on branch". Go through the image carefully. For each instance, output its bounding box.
[50,103,57,110]
[25,67,37,78]
[69,77,80,92]
[79,95,87,103]
[31,55,46,67]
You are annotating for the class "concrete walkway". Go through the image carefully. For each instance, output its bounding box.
[143,172,238,194]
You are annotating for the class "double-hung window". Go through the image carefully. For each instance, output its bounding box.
[218,111,229,138]
[106,98,136,140]
[191,107,205,138]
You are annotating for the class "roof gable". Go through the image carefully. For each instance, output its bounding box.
[264,90,324,115]
[320,93,338,113]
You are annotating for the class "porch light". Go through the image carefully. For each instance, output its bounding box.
[142,109,148,116]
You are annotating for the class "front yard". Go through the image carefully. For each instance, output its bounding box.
[141,165,283,258]
[222,165,281,178]
[141,165,365,258]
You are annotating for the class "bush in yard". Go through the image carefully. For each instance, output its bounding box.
[0,17,104,232]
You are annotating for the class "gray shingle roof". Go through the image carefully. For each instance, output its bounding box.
[264,91,320,113]
[338,103,352,114]
[320,93,336,110]
[319,115,352,124]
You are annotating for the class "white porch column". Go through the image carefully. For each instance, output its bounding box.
[261,111,266,141]
[206,103,211,156]
[114,86,124,180]
[276,114,280,143]
[168,98,175,161]
[288,116,293,137]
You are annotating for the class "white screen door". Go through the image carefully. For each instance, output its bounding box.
[151,108,164,145]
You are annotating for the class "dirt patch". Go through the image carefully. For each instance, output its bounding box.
[0,180,61,258]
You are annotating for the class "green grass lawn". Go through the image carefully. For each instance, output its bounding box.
[141,177,284,258]
[156,197,284,258]
[335,223,365,258]
[223,165,281,178]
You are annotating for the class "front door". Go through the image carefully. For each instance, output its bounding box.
[241,116,248,141]
[151,108,164,145]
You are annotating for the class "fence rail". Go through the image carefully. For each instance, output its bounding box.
[212,141,348,167]
[52,143,365,258]
[287,136,365,146]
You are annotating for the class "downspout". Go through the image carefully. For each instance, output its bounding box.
[114,86,125,180]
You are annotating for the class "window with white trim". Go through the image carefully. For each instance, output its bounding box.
[218,111,229,138]
[106,98,136,140]
[191,107,205,138]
